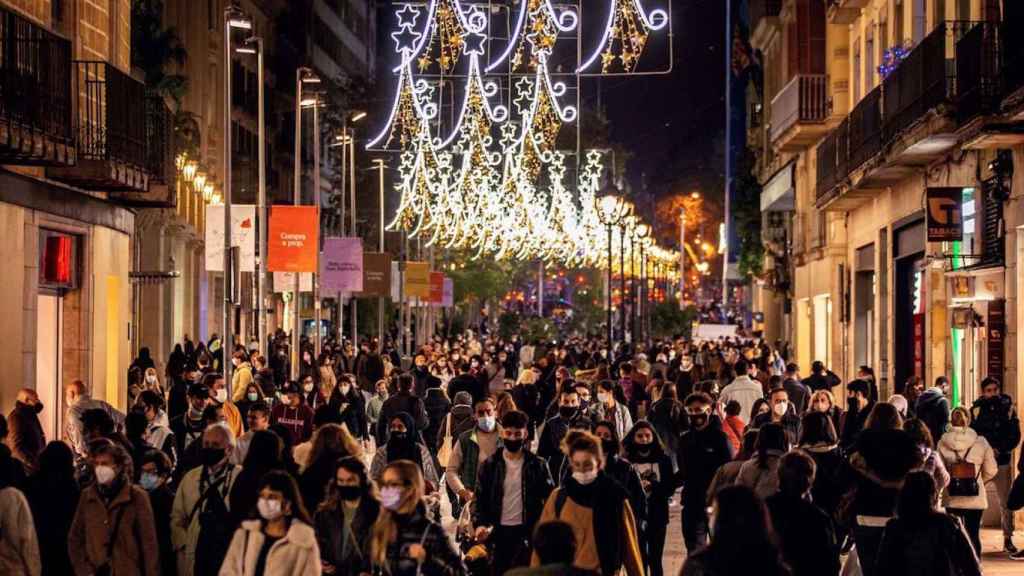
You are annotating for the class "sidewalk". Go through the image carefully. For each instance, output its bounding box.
[662,503,1019,574]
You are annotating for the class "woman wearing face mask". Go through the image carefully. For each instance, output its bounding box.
[68,442,160,576]
[367,461,464,576]
[370,413,438,488]
[219,470,321,576]
[809,389,843,436]
[937,407,998,557]
[319,353,337,394]
[330,376,368,443]
[586,423,646,525]
[622,421,675,576]
[300,425,364,513]
[299,349,320,387]
[143,367,164,397]
[139,449,177,576]
[314,457,380,575]
[534,432,643,576]
[237,384,265,424]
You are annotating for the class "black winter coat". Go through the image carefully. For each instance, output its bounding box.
[315,497,380,576]
[766,492,840,576]
[675,419,733,507]
[970,394,1021,466]
[375,392,429,445]
[474,448,554,532]
[874,513,981,576]
[423,389,452,452]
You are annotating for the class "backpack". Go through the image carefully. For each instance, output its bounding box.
[947,444,980,498]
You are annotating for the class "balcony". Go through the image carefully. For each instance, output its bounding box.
[49,61,148,191]
[770,74,830,151]
[827,0,870,25]
[817,22,1001,209]
[0,6,74,165]
[111,93,175,206]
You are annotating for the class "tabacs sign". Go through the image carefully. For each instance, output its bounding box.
[926,187,963,242]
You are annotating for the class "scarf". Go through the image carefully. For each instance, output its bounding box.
[561,473,629,575]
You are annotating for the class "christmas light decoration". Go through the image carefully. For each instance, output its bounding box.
[578,0,668,73]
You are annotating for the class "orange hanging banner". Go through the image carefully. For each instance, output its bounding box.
[429,271,444,304]
[267,206,319,272]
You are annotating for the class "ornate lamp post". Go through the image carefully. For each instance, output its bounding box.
[596,192,630,361]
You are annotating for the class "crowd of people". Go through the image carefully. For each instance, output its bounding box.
[0,328,1021,576]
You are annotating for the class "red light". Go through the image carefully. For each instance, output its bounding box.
[44,236,72,284]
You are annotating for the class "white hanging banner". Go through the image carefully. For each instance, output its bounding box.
[273,271,313,293]
[205,205,256,272]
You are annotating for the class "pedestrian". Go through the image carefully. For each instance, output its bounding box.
[139,448,177,576]
[590,380,634,441]
[219,470,322,575]
[331,375,369,442]
[314,457,379,576]
[735,422,789,499]
[367,460,466,576]
[808,388,843,436]
[537,388,592,479]
[171,382,213,461]
[0,449,40,576]
[209,373,244,438]
[230,430,288,527]
[423,383,452,456]
[706,430,758,505]
[751,386,800,444]
[370,413,439,487]
[720,400,744,454]
[970,376,1021,553]
[916,376,952,443]
[533,431,643,576]
[903,417,950,492]
[676,392,733,553]
[681,485,789,576]
[68,442,159,576]
[800,360,840,393]
[357,341,385,391]
[589,421,646,524]
[171,423,242,576]
[64,379,124,468]
[305,373,333,413]
[366,379,389,435]
[796,412,849,526]
[230,350,255,403]
[874,471,982,576]
[272,383,316,445]
[235,382,264,424]
[646,382,687,469]
[622,421,675,576]
[300,424,363,513]
[25,442,78,576]
[137,389,177,466]
[765,451,839,576]
[375,374,429,446]
[6,388,46,474]
[446,396,502,514]
[781,363,810,415]
[506,521,584,576]
[718,359,763,425]
[839,379,874,451]
[473,410,555,575]
[937,406,998,557]
[844,403,921,576]
[235,401,271,465]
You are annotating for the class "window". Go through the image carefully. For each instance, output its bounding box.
[853,40,862,103]
[866,27,875,89]
[880,15,889,56]
[894,0,905,45]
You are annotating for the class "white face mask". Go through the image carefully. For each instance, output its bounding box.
[214,388,227,403]
[145,375,157,384]
[304,383,315,393]
[257,498,283,520]
[572,469,599,485]
[597,392,610,404]
[380,486,403,511]
[94,465,117,485]
[773,401,788,417]
[339,385,351,396]
[478,415,496,432]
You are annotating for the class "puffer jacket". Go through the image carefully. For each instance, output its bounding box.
[218,520,322,576]
[937,426,998,510]
[970,394,1021,466]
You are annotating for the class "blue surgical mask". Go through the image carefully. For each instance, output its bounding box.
[247,392,259,402]
[140,472,161,491]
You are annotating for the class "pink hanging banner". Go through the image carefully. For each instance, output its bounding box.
[320,237,363,293]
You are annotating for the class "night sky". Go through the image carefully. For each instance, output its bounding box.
[599,0,727,204]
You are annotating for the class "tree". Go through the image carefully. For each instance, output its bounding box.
[733,148,763,280]
[650,301,698,339]
[131,0,188,103]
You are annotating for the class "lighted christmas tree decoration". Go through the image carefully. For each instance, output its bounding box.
[578,0,668,73]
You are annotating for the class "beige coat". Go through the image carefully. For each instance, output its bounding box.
[938,426,998,510]
[0,487,40,576]
[68,483,160,576]
[171,464,242,576]
[218,519,322,576]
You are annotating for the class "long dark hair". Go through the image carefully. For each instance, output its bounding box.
[754,423,788,469]
[622,420,666,460]
[702,486,789,576]
[896,471,940,526]
[258,470,313,525]
[319,456,377,513]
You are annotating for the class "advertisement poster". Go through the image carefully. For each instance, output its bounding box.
[268,206,318,272]
[205,205,256,272]
[442,277,454,307]
[429,272,444,305]
[272,271,313,293]
[320,237,363,293]
[404,261,430,298]
[359,252,392,297]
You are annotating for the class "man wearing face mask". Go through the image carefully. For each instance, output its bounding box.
[170,382,212,460]
[271,383,315,444]
[6,388,46,474]
[675,392,732,554]
[411,353,441,398]
[207,373,243,439]
[171,423,241,576]
[446,397,502,511]
[229,350,254,403]
[474,410,555,575]
[68,442,160,576]
[839,379,874,452]
[752,386,801,444]
[537,389,593,479]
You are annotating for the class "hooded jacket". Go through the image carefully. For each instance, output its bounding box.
[937,426,998,510]
[970,394,1021,466]
[675,417,733,506]
[915,388,951,443]
[218,520,321,576]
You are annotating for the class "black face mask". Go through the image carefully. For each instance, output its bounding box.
[635,441,652,454]
[559,406,578,419]
[337,485,362,502]
[601,440,618,457]
[200,447,226,467]
[504,439,525,453]
[389,431,408,443]
[31,402,44,414]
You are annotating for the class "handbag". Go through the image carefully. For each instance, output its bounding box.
[948,445,980,498]
[437,413,454,468]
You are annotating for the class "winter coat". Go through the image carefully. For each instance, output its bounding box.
[845,429,922,524]
[735,452,783,500]
[0,487,40,576]
[801,444,852,520]
[315,498,379,576]
[375,392,429,445]
[330,390,369,440]
[937,426,998,510]
[675,418,733,507]
[647,399,687,457]
[915,388,951,444]
[782,378,811,414]
[475,448,555,531]
[801,370,840,393]
[231,362,254,402]
[423,388,452,451]
[219,519,321,576]
[68,482,160,576]
[719,376,764,425]
[766,492,839,576]
[970,394,1021,466]
[874,513,981,576]
[537,411,594,480]
[625,451,675,525]
[6,402,45,473]
[365,505,465,576]
[721,415,745,454]
[170,464,241,576]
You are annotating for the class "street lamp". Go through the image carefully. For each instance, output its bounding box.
[620,211,636,345]
[292,66,321,379]
[237,35,266,358]
[634,223,650,344]
[596,192,630,358]
[343,110,366,346]
[223,6,253,393]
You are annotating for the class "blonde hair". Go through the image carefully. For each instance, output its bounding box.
[370,460,425,566]
[810,389,835,409]
[308,423,364,466]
